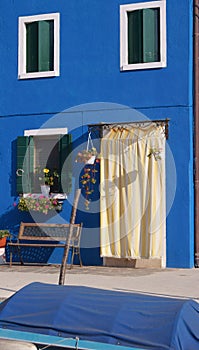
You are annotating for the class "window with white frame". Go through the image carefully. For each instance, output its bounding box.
[120,1,166,71]
[18,13,60,79]
[16,128,72,197]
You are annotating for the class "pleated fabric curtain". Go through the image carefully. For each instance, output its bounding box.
[100,123,166,267]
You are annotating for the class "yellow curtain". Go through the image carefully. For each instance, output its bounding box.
[100,123,166,266]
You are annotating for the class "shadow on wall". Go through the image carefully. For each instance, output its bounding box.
[5,130,103,266]
[11,139,17,197]
[0,207,33,239]
[0,206,64,240]
[0,207,70,265]
[0,206,102,266]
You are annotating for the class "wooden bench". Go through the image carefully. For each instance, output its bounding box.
[8,222,83,268]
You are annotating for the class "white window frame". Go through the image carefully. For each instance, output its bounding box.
[120,1,166,71]
[18,13,60,79]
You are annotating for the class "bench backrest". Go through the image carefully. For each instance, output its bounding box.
[18,222,82,245]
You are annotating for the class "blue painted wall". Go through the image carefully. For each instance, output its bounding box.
[0,0,194,267]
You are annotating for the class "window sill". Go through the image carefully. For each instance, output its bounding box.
[23,193,67,200]
[18,70,59,80]
[120,61,166,71]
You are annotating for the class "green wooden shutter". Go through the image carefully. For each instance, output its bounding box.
[59,134,72,194]
[128,10,143,64]
[29,136,34,191]
[26,22,38,73]
[128,8,160,64]
[38,20,54,72]
[26,20,54,73]
[16,136,34,194]
[143,8,160,63]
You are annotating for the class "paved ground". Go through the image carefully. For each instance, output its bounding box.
[0,264,199,301]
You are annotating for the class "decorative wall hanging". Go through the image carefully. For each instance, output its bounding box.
[75,132,100,210]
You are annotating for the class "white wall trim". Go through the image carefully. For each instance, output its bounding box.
[24,128,68,136]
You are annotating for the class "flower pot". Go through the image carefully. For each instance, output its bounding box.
[86,155,96,164]
[40,185,50,196]
[0,237,7,248]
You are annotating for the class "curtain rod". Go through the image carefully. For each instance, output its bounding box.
[88,118,170,139]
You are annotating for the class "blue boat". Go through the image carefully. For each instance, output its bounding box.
[0,283,198,349]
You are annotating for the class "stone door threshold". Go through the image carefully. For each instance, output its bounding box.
[103,257,163,268]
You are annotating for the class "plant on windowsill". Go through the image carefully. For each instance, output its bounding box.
[18,195,62,215]
[35,167,59,195]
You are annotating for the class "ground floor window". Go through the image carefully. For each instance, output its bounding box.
[16,128,72,196]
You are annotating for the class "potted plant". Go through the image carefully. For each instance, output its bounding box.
[0,230,11,248]
[35,167,59,195]
[75,147,98,164]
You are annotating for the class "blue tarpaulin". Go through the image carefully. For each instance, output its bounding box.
[0,282,199,349]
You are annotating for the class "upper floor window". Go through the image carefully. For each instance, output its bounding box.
[18,13,60,79]
[120,1,166,71]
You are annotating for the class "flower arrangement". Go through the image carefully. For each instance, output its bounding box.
[35,167,59,186]
[75,147,98,164]
[80,163,99,210]
[18,195,62,215]
[75,133,100,209]
[76,151,100,210]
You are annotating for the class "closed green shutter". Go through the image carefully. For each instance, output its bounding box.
[29,136,34,191]
[26,20,54,73]
[143,8,160,63]
[128,10,143,64]
[38,20,54,72]
[16,136,34,194]
[26,22,38,73]
[59,134,72,194]
[128,8,160,64]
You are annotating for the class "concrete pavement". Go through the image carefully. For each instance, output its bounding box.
[0,264,199,301]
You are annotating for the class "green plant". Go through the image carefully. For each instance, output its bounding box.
[18,195,62,215]
[35,167,59,186]
[0,230,11,239]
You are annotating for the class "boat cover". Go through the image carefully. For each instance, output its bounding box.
[0,282,199,350]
